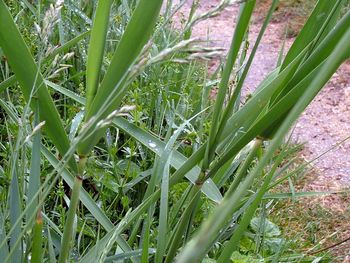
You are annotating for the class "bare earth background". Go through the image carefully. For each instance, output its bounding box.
[174,0,350,193]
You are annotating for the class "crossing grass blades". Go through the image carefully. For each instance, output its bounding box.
[0,0,350,262]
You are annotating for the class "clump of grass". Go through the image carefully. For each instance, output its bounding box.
[0,0,350,262]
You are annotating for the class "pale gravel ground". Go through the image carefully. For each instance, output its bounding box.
[174,0,350,188]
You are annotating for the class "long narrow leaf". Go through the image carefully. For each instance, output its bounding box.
[78,0,164,156]
[26,102,41,225]
[177,22,350,263]
[281,0,343,68]
[0,0,77,171]
[205,0,256,166]
[41,146,134,253]
[45,81,222,202]
[0,209,9,261]
[85,0,113,110]
[9,167,22,262]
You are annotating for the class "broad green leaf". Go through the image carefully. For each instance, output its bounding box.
[250,217,281,237]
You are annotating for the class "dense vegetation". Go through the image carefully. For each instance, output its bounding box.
[0,0,350,262]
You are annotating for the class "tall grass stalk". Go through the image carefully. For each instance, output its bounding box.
[0,0,349,262]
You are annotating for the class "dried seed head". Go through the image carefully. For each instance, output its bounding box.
[40,1,63,44]
[24,121,46,143]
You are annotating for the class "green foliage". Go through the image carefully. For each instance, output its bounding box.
[0,0,349,262]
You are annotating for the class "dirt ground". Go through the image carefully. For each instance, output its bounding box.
[174,0,350,189]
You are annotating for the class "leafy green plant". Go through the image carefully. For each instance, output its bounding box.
[0,0,350,262]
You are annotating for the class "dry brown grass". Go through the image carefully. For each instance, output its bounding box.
[272,164,350,261]
[254,0,316,37]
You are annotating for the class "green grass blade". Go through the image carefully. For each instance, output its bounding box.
[48,30,90,58]
[177,24,350,263]
[0,76,16,94]
[58,176,82,263]
[0,0,76,171]
[80,162,217,262]
[217,0,279,136]
[0,99,19,125]
[225,139,262,197]
[275,9,350,100]
[0,209,9,261]
[165,187,200,263]
[21,0,36,16]
[77,194,159,262]
[218,142,289,262]
[46,80,85,104]
[104,249,156,263]
[281,0,342,69]
[258,64,325,138]
[31,211,43,263]
[41,146,133,254]
[155,160,169,263]
[260,10,350,138]
[217,45,307,145]
[78,0,164,156]
[47,227,57,263]
[26,102,41,225]
[207,48,309,174]
[205,0,256,166]
[154,117,195,262]
[218,26,350,261]
[85,0,113,111]
[141,214,152,262]
[114,118,222,203]
[264,191,350,200]
[9,168,22,262]
[0,31,89,95]
[44,81,222,202]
